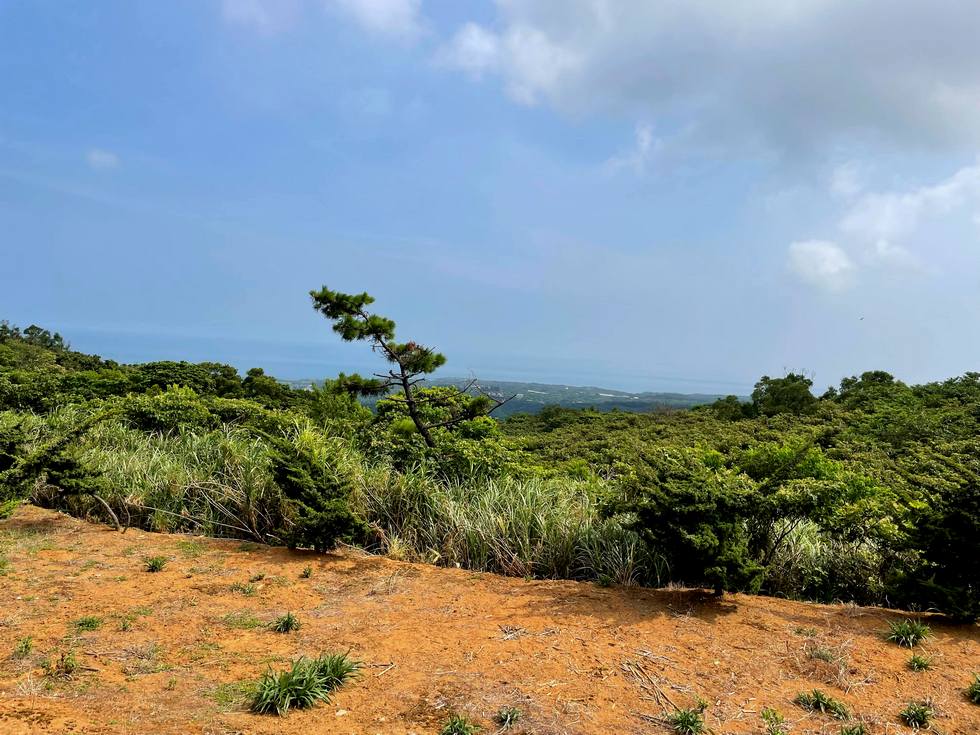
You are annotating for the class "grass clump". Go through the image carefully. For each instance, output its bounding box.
[886,618,930,648]
[270,612,300,633]
[74,615,102,632]
[231,581,256,596]
[666,701,707,735]
[145,556,168,573]
[440,713,481,735]
[839,725,867,735]
[898,700,932,728]
[495,706,521,729]
[761,707,787,735]
[43,651,79,680]
[12,636,33,659]
[250,652,359,716]
[908,654,931,672]
[966,673,980,704]
[300,565,313,579]
[794,689,849,719]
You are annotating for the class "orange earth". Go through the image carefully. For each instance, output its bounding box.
[1,505,978,735]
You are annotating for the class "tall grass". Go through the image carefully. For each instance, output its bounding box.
[354,465,665,585]
[29,410,880,601]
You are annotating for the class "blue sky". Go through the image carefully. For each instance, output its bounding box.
[2,1,980,393]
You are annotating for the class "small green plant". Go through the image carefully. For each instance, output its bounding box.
[222,611,264,630]
[794,689,849,719]
[809,646,835,663]
[839,725,867,735]
[886,619,930,648]
[908,654,931,672]
[899,700,932,729]
[12,636,33,659]
[74,615,102,632]
[666,701,707,735]
[300,566,313,579]
[761,707,787,735]
[794,626,818,637]
[495,706,522,729]
[440,713,481,735]
[270,612,300,634]
[595,573,613,588]
[145,556,168,573]
[249,572,266,583]
[967,673,980,704]
[43,650,79,680]
[231,582,256,596]
[249,652,360,716]
[165,676,178,690]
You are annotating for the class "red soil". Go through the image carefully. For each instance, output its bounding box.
[1,506,977,734]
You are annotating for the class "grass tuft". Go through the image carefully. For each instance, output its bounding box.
[43,651,79,680]
[908,654,931,672]
[794,689,849,719]
[885,618,930,648]
[145,556,168,573]
[440,713,481,735]
[839,725,867,735]
[898,700,932,729]
[249,652,359,716]
[12,636,33,659]
[666,701,707,735]
[74,615,102,632]
[270,612,300,634]
[300,566,313,579]
[761,707,787,735]
[495,706,522,729]
[230,581,256,596]
[968,674,980,705]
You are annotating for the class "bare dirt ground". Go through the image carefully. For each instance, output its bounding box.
[0,506,977,735]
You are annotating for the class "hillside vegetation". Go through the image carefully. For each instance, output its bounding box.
[0,311,978,624]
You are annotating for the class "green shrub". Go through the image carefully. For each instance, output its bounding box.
[898,701,932,728]
[300,565,313,578]
[839,725,867,735]
[615,448,762,595]
[966,674,980,704]
[440,713,480,735]
[270,612,300,634]
[794,689,849,719]
[886,619,930,648]
[145,556,167,573]
[230,582,256,596]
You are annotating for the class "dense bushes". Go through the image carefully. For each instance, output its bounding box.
[1,321,979,620]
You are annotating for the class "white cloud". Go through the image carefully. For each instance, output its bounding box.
[840,161,980,250]
[86,148,119,171]
[604,123,660,175]
[442,2,980,154]
[221,0,301,34]
[330,0,422,40]
[436,22,500,79]
[788,240,856,291]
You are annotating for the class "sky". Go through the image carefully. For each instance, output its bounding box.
[2,0,980,394]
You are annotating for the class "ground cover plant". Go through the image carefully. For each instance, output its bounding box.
[794,689,850,719]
